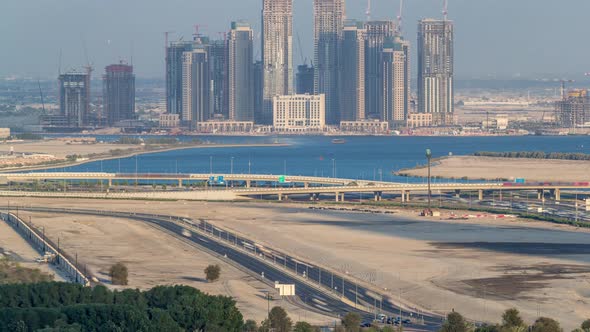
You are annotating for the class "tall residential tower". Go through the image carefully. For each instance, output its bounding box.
[228,21,254,121]
[417,19,454,125]
[382,36,409,127]
[340,20,366,122]
[364,21,396,119]
[313,0,345,125]
[166,41,194,119]
[261,0,293,124]
[182,48,210,126]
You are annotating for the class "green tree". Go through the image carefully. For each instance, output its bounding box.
[268,306,292,332]
[294,321,318,332]
[382,326,396,332]
[501,308,526,331]
[242,319,258,332]
[204,264,221,282]
[581,320,590,331]
[109,262,129,285]
[440,311,472,332]
[342,312,362,332]
[530,317,562,332]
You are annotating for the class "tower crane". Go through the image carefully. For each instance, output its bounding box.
[396,0,404,34]
[296,32,307,66]
[560,79,574,100]
[366,0,372,21]
[442,0,449,21]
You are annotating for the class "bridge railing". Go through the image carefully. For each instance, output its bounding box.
[0,211,91,286]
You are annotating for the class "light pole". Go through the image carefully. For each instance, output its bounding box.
[230,157,234,175]
[332,159,336,178]
[209,156,213,175]
[426,149,432,211]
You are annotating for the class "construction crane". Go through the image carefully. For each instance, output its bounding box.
[442,0,449,21]
[296,32,307,66]
[164,31,175,52]
[396,0,404,34]
[560,79,574,100]
[366,0,372,21]
[37,80,46,114]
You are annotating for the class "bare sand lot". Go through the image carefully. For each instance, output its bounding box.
[3,197,590,330]
[399,156,590,182]
[0,140,138,159]
[8,209,331,325]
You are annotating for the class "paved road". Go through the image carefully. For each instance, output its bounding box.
[9,206,443,330]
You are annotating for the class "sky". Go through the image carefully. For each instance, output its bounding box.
[1,0,589,80]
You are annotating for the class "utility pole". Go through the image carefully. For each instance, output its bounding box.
[426,149,432,212]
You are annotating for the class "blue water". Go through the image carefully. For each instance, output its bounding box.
[42,135,589,183]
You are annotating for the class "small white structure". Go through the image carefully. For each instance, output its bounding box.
[273,94,325,133]
[0,128,10,139]
[275,282,295,296]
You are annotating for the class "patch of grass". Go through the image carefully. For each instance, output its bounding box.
[0,256,54,284]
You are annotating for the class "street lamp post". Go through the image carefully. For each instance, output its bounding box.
[426,149,432,211]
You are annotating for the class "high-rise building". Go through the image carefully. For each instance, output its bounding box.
[296,64,314,94]
[418,19,454,125]
[182,48,210,126]
[313,0,344,125]
[364,21,396,119]
[103,62,135,126]
[382,37,408,127]
[262,0,293,125]
[228,21,254,121]
[59,71,90,127]
[555,90,589,128]
[209,40,229,118]
[166,41,194,119]
[340,20,366,122]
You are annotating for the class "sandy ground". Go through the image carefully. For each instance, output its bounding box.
[0,140,138,159]
[8,209,332,325]
[2,198,590,330]
[399,156,590,182]
[0,220,65,282]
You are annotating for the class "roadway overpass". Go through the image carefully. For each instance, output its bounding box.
[0,172,588,202]
[0,172,386,188]
[233,182,590,202]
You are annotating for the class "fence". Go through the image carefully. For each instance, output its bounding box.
[0,211,90,286]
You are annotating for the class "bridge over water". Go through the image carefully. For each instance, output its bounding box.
[0,172,588,202]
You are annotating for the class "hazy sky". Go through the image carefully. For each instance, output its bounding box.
[1,0,589,79]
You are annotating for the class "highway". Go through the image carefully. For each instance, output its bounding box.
[9,205,444,330]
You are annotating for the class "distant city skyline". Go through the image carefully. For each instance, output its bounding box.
[1,0,590,79]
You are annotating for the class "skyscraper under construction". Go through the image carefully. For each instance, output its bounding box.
[313,0,345,125]
[103,62,135,126]
[261,0,293,125]
[418,19,454,126]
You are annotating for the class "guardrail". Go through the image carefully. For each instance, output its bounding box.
[0,211,91,286]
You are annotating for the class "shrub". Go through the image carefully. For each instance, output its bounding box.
[109,262,128,285]
[204,264,221,282]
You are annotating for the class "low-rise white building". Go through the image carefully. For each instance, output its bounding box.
[273,94,325,132]
[0,128,10,139]
[159,114,180,128]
